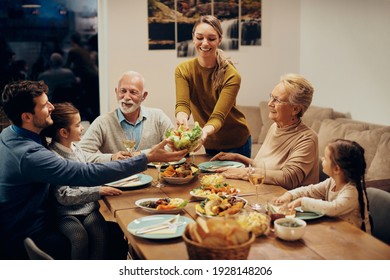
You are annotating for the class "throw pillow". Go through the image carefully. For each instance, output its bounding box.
[345,127,390,170]
[317,119,368,157]
[366,132,390,180]
[302,106,333,128]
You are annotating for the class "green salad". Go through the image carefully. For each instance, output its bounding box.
[165,122,202,151]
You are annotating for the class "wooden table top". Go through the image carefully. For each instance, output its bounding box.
[104,154,390,260]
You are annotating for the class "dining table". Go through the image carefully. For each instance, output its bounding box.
[103,154,390,260]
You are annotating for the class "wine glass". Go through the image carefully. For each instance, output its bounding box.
[123,131,136,153]
[151,162,164,188]
[247,160,266,211]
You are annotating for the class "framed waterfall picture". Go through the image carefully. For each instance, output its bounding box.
[214,0,239,51]
[147,0,262,54]
[176,0,212,57]
[148,0,176,50]
[241,0,262,45]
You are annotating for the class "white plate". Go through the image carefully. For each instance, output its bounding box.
[147,158,186,168]
[198,161,245,172]
[189,190,208,200]
[135,198,186,214]
[162,174,198,185]
[105,174,152,188]
[195,197,248,218]
[127,215,194,239]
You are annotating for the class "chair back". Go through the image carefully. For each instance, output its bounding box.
[366,188,390,244]
[24,237,54,260]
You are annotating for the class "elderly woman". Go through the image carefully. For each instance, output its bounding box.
[211,74,319,190]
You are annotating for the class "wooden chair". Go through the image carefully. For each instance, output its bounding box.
[24,237,54,260]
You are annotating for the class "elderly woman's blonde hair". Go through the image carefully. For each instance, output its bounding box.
[280,74,314,118]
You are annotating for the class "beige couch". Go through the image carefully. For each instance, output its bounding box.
[237,102,390,191]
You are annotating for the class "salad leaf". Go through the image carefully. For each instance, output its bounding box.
[166,122,202,151]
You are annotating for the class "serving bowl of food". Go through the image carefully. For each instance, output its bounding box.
[236,211,270,237]
[195,195,247,218]
[161,163,199,185]
[165,122,202,152]
[274,217,306,241]
[182,217,255,260]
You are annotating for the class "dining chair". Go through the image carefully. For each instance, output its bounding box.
[24,237,54,260]
[366,187,390,245]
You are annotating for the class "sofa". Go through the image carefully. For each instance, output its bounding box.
[237,102,390,192]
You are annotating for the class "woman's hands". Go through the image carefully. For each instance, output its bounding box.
[192,125,214,152]
[210,152,251,166]
[220,167,249,180]
[210,152,237,162]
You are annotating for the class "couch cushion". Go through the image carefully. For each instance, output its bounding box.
[317,119,368,157]
[258,101,273,144]
[345,127,390,170]
[367,132,390,180]
[310,119,323,133]
[302,105,334,129]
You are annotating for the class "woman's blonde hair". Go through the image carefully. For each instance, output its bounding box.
[192,15,234,92]
[280,74,314,118]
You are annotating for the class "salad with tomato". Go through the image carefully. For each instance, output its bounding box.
[166,122,202,151]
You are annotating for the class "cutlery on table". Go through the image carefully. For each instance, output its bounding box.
[135,214,181,234]
[106,175,140,187]
[207,164,238,171]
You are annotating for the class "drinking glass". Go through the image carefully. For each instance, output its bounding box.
[123,131,136,153]
[151,162,164,188]
[247,160,266,211]
[189,151,195,164]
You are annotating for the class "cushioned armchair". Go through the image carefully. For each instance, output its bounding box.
[366,188,390,244]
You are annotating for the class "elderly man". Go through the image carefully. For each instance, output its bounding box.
[79,70,174,162]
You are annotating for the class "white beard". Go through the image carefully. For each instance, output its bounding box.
[119,99,141,114]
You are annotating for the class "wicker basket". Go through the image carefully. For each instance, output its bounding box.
[182,226,255,260]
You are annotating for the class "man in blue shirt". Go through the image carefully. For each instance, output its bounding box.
[0,80,187,259]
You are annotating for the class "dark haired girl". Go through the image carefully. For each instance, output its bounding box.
[276,139,371,233]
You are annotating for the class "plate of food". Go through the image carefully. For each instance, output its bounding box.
[165,122,202,152]
[127,214,195,239]
[161,163,200,185]
[147,157,186,168]
[198,161,245,172]
[190,183,240,199]
[135,197,188,214]
[105,174,153,189]
[195,195,247,218]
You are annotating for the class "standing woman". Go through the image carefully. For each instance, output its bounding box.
[175,15,251,157]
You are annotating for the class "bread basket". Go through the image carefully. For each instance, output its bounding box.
[182,225,255,260]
